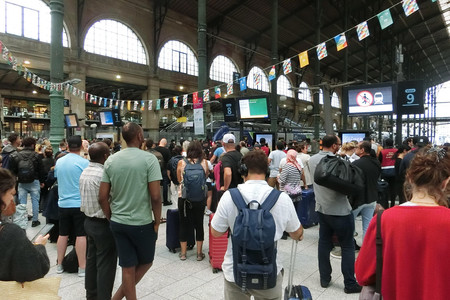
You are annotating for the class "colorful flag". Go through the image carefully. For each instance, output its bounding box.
[253,73,261,87]
[140,100,144,110]
[127,101,131,111]
[377,9,393,30]
[299,51,309,68]
[149,100,153,110]
[203,89,210,102]
[164,98,169,109]
[215,86,221,99]
[193,92,198,104]
[239,77,247,91]
[156,99,161,110]
[98,97,102,106]
[173,96,178,108]
[268,66,276,81]
[356,21,370,41]
[183,94,188,106]
[109,98,113,108]
[115,100,119,109]
[227,82,233,95]
[316,42,328,60]
[120,101,125,110]
[334,34,348,51]
[403,0,419,16]
[133,101,138,111]
[283,59,292,75]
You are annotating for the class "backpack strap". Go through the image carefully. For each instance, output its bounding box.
[229,188,246,211]
[260,189,281,211]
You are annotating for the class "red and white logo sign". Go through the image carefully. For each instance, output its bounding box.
[356,91,373,107]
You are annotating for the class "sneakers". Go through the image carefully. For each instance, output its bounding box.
[344,284,362,294]
[330,247,342,259]
[204,208,212,216]
[320,279,331,288]
[163,201,173,206]
[78,268,85,277]
[31,220,41,227]
[56,264,64,274]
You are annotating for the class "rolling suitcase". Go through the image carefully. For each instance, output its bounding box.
[166,208,195,253]
[208,213,228,273]
[294,188,319,228]
[284,239,313,300]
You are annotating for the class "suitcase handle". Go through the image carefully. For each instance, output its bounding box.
[287,239,298,297]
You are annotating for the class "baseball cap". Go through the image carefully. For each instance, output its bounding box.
[222,133,236,144]
[416,136,429,147]
[67,135,82,149]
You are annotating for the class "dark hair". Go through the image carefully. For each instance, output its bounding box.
[260,138,266,145]
[8,133,19,144]
[296,142,307,152]
[359,141,372,154]
[384,138,394,147]
[88,142,109,163]
[322,135,338,148]
[186,140,204,161]
[22,136,36,148]
[276,141,284,150]
[171,145,182,156]
[242,150,268,175]
[146,139,155,149]
[44,146,53,158]
[0,168,16,210]
[394,144,411,159]
[122,122,142,144]
[405,147,450,207]
[103,138,112,147]
[59,141,67,148]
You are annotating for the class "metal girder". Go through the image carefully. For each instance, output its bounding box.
[153,0,170,72]
[77,0,85,58]
[207,0,249,35]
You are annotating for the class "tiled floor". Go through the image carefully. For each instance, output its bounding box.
[25,203,364,300]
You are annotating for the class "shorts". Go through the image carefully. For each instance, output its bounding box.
[206,182,212,191]
[110,221,157,268]
[58,207,86,236]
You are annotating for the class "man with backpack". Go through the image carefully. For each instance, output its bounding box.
[9,136,45,227]
[1,133,21,170]
[167,145,183,204]
[211,150,303,299]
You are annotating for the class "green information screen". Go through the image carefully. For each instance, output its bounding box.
[239,98,269,119]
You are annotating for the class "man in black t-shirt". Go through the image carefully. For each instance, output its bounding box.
[220,133,243,191]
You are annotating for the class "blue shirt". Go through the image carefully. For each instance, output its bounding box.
[214,147,225,158]
[55,153,89,208]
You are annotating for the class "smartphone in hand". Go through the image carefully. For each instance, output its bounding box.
[31,223,55,243]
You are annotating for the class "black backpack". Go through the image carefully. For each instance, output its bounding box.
[229,188,281,291]
[16,152,37,183]
[1,151,14,169]
[168,155,183,185]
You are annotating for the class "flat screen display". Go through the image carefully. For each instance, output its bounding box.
[254,133,274,151]
[99,111,114,126]
[341,132,367,144]
[64,114,79,128]
[238,97,270,120]
[345,83,395,115]
[222,98,238,122]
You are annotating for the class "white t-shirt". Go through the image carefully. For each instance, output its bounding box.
[211,180,301,282]
[268,150,286,177]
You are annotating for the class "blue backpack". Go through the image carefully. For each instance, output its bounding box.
[182,159,207,202]
[229,188,281,291]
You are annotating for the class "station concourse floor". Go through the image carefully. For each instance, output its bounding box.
[26,202,363,300]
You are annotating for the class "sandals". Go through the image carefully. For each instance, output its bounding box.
[179,253,187,261]
[160,218,167,223]
[197,252,205,261]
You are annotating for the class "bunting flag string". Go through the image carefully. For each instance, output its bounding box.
[0,0,434,116]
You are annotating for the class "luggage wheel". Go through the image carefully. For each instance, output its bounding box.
[212,268,219,274]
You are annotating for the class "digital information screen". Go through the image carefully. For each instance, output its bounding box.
[100,111,114,125]
[347,85,394,114]
[239,98,269,119]
[341,132,367,144]
[64,114,78,128]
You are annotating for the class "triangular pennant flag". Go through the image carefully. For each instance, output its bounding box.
[299,51,309,68]
[115,100,119,109]
[183,94,188,106]
[133,101,138,111]
[173,96,178,108]
[156,99,161,110]
[72,87,77,96]
[282,59,292,75]
[119,101,124,110]
[402,0,419,16]
[377,9,394,30]
[103,98,107,107]
[215,86,221,99]
[164,98,169,109]
[268,66,276,81]
[316,42,328,60]
[193,92,198,103]
[253,73,261,87]
[140,100,144,111]
[334,34,348,51]
[98,97,102,106]
[356,21,370,41]
[109,98,113,108]
[239,77,247,91]
[127,100,131,111]
[227,82,233,95]
[203,89,210,102]
[149,100,153,110]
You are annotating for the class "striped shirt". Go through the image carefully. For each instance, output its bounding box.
[279,163,302,192]
[80,162,106,218]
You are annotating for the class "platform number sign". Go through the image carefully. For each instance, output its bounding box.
[222,98,237,122]
[397,80,424,115]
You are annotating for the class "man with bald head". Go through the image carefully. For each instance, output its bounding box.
[99,122,162,300]
[80,142,116,300]
[155,137,172,205]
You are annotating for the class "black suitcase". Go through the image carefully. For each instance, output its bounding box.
[284,240,313,300]
[294,188,318,228]
[166,208,195,253]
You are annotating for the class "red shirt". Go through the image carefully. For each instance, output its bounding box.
[356,206,450,300]
[379,148,397,168]
[261,146,270,156]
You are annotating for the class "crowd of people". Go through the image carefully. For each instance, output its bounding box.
[0,127,449,300]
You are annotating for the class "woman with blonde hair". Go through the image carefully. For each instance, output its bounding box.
[356,146,450,299]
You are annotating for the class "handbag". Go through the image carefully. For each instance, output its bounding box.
[359,211,383,300]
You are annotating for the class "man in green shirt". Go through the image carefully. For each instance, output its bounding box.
[99,122,162,300]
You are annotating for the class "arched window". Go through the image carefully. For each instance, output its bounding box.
[84,19,146,64]
[277,75,293,98]
[331,92,340,108]
[319,88,324,105]
[210,55,237,83]
[0,0,69,47]
[248,66,269,92]
[158,40,198,75]
[298,82,311,102]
